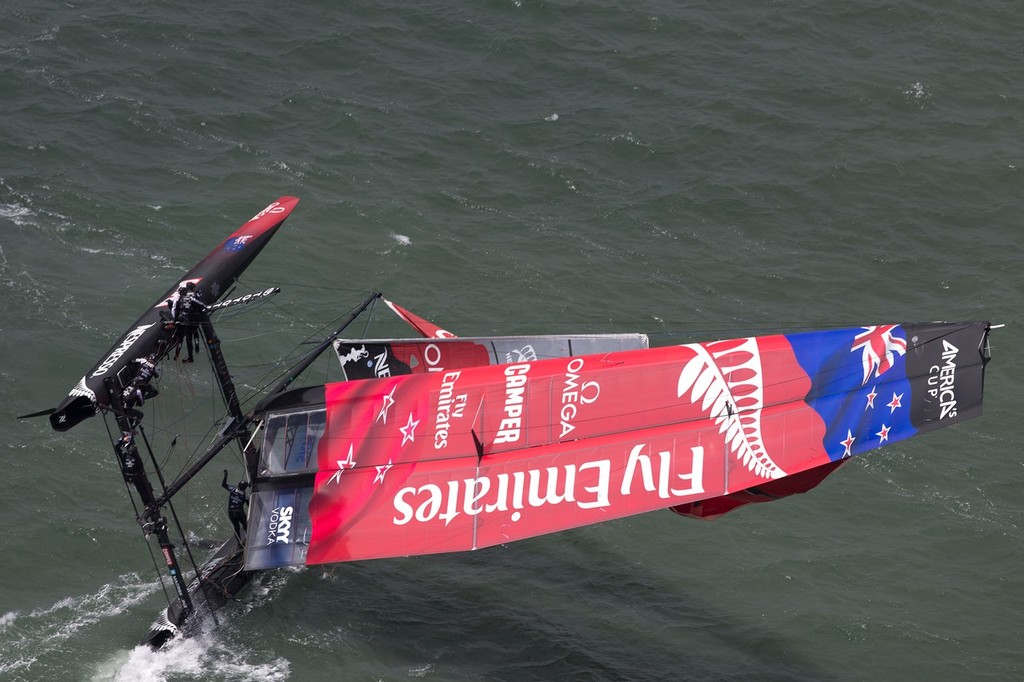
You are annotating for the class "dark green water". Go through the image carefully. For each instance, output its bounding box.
[1,2,1021,680]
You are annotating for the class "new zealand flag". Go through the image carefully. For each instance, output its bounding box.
[787,323,989,463]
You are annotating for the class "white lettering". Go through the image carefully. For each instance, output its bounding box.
[393,488,415,525]
[414,484,443,522]
[249,201,287,222]
[434,371,462,450]
[424,343,444,372]
[938,340,959,419]
[528,466,576,507]
[494,364,530,444]
[92,324,157,377]
[266,506,294,545]
[373,351,391,378]
[622,443,705,498]
[559,357,601,439]
[577,459,611,508]
[389,446,702,527]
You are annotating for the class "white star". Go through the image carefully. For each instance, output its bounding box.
[327,444,357,485]
[399,412,419,446]
[876,424,891,443]
[840,429,856,458]
[374,459,393,484]
[377,386,396,424]
[865,385,877,410]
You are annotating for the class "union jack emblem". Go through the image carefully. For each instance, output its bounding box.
[851,325,907,385]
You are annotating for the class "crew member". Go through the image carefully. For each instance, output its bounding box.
[175,282,208,363]
[121,354,161,421]
[221,469,249,543]
[115,431,155,501]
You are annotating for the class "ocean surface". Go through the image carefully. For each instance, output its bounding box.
[1,1,1022,680]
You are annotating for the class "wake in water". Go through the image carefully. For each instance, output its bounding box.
[91,625,290,682]
[0,574,156,678]
[0,568,298,681]
[90,570,298,682]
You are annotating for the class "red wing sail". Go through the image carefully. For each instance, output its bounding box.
[243,321,990,569]
[50,197,299,431]
[383,298,455,338]
[306,336,830,563]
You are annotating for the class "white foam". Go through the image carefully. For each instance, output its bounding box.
[0,575,157,677]
[0,203,35,226]
[92,623,291,682]
[391,233,411,245]
[0,610,17,631]
[904,81,929,102]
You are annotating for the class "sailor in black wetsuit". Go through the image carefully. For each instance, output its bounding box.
[121,354,160,423]
[222,469,249,543]
[115,431,155,502]
[175,282,208,363]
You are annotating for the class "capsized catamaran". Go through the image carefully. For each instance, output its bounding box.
[36,197,995,648]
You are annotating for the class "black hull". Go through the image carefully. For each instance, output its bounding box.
[141,537,258,649]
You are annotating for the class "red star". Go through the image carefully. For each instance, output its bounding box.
[865,385,878,410]
[887,392,903,414]
[374,458,393,484]
[399,412,420,445]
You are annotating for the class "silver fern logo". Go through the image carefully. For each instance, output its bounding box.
[676,337,786,481]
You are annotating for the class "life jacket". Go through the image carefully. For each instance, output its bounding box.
[228,486,248,512]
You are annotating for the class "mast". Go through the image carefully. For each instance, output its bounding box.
[198,310,251,452]
[151,290,382,510]
[254,291,382,413]
[104,378,195,619]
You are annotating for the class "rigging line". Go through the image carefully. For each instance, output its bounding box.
[242,276,373,295]
[222,322,337,409]
[154,375,242,484]
[102,413,175,611]
[236,292,382,410]
[317,295,380,386]
[254,291,382,412]
[206,330,283,346]
[359,294,380,338]
[137,424,216,620]
[152,371,208,474]
[249,284,380,337]
[644,319,981,339]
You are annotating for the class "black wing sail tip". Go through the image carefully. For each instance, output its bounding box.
[47,196,300,433]
[50,395,97,431]
[47,370,102,431]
